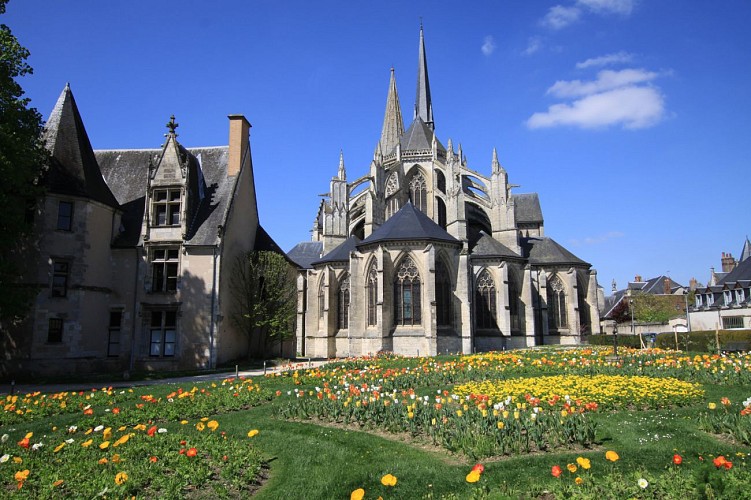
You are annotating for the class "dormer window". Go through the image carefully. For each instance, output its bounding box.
[737,289,746,304]
[723,290,733,306]
[152,188,181,226]
[695,294,703,308]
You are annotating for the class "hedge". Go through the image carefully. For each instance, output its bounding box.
[588,330,751,353]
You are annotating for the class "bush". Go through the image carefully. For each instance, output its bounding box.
[655,330,751,352]
[587,334,643,349]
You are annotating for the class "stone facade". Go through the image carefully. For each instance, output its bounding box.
[289,28,600,358]
[2,86,283,378]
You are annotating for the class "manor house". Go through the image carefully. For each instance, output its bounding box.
[289,28,601,358]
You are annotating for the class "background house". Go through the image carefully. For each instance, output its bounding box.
[690,238,751,330]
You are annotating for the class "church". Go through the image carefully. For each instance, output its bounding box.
[289,27,601,358]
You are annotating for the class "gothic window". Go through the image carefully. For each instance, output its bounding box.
[578,281,590,334]
[547,275,568,330]
[51,259,70,297]
[150,310,177,357]
[47,318,63,343]
[508,276,521,334]
[409,172,427,213]
[318,279,325,321]
[108,310,122,357]
[435,259,452,327]
[57,201,73,231]
[394,256,421,326]
[436,197,447,230]
[152,188,181,226]
[337,274,350,330]
[475,269,497,329]
[151,247,179,293]
[436,170,446,194]
[367,264,378,326]
[385,173,399,219]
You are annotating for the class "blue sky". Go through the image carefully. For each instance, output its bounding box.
[5,0,750,294]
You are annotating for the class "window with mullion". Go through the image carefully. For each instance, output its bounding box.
[394,257,421,326]
[150,310,177,357]
[57,201,73,231]
[51,260,70,297]
[475,270,497,329]
[337,275,350,330]
[152,188,181,226]
[151,248,179,293]
[367,266,378,326]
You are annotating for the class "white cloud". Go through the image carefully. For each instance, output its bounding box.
[542,5,581,30]
[547,68,658,98]
[576,51,634,69]
[481,35,496,56]
[523,36,543,55]
[577,0,635,15]
[526,85,665,129]
[570,231,625,246]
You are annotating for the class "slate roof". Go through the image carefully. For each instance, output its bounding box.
[629,275,683,294]
[512,193,543,224]
[520,237,589,266]
[471,232,521,259]
[720,256,751,284]
[96,146,235,247]
[312,236,361,266]
[287,241,324,269]
[399,117,445,153]
[43,85,120,209]
[358,202,460,247]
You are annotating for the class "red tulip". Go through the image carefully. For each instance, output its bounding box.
[551,465,562,478]
[673,454,682,465]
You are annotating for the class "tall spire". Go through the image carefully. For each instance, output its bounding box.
[414,23,434,130]
[379,68,405,153]
[337,149,346,180]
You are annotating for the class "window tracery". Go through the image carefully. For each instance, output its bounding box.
[394,257,421,326]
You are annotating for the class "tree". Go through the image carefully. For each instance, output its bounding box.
[0,0,49,322]
[631,292,685,324]
[230,250,296,358]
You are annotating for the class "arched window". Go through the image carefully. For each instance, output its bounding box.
[475,269,497,329]
[436,170,446,194]
[508,275,521,333]
[385,173,399,219]
[317,278,325,322]
[547,275,568,330]
[394,256,421,326]
[337,274,350,330]
[367,264,378,326]
[409,173,427,213]
[577,278,590,334]
[436,259,452,327]
[436,197,447,229]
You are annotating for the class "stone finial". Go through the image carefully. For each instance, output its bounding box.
[166,115,179,137]
[338,149,346,180]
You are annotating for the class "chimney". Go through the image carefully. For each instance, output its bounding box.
[689,277,698,291]
[663,277,671,295]
[227,114,251,178]
[634,275,643,282]
[721,252,736,273]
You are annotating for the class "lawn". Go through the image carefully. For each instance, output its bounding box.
[2,347,750,499]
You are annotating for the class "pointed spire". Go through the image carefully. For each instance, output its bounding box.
[414,24,434,130]
[337,149,346,180]
[380,68,405,153]
[491,147,505,174]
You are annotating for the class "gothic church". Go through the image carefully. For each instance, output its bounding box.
[289,27,601,357]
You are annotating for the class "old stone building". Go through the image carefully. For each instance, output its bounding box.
[289,28,601,358]
[2,84,282,378]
